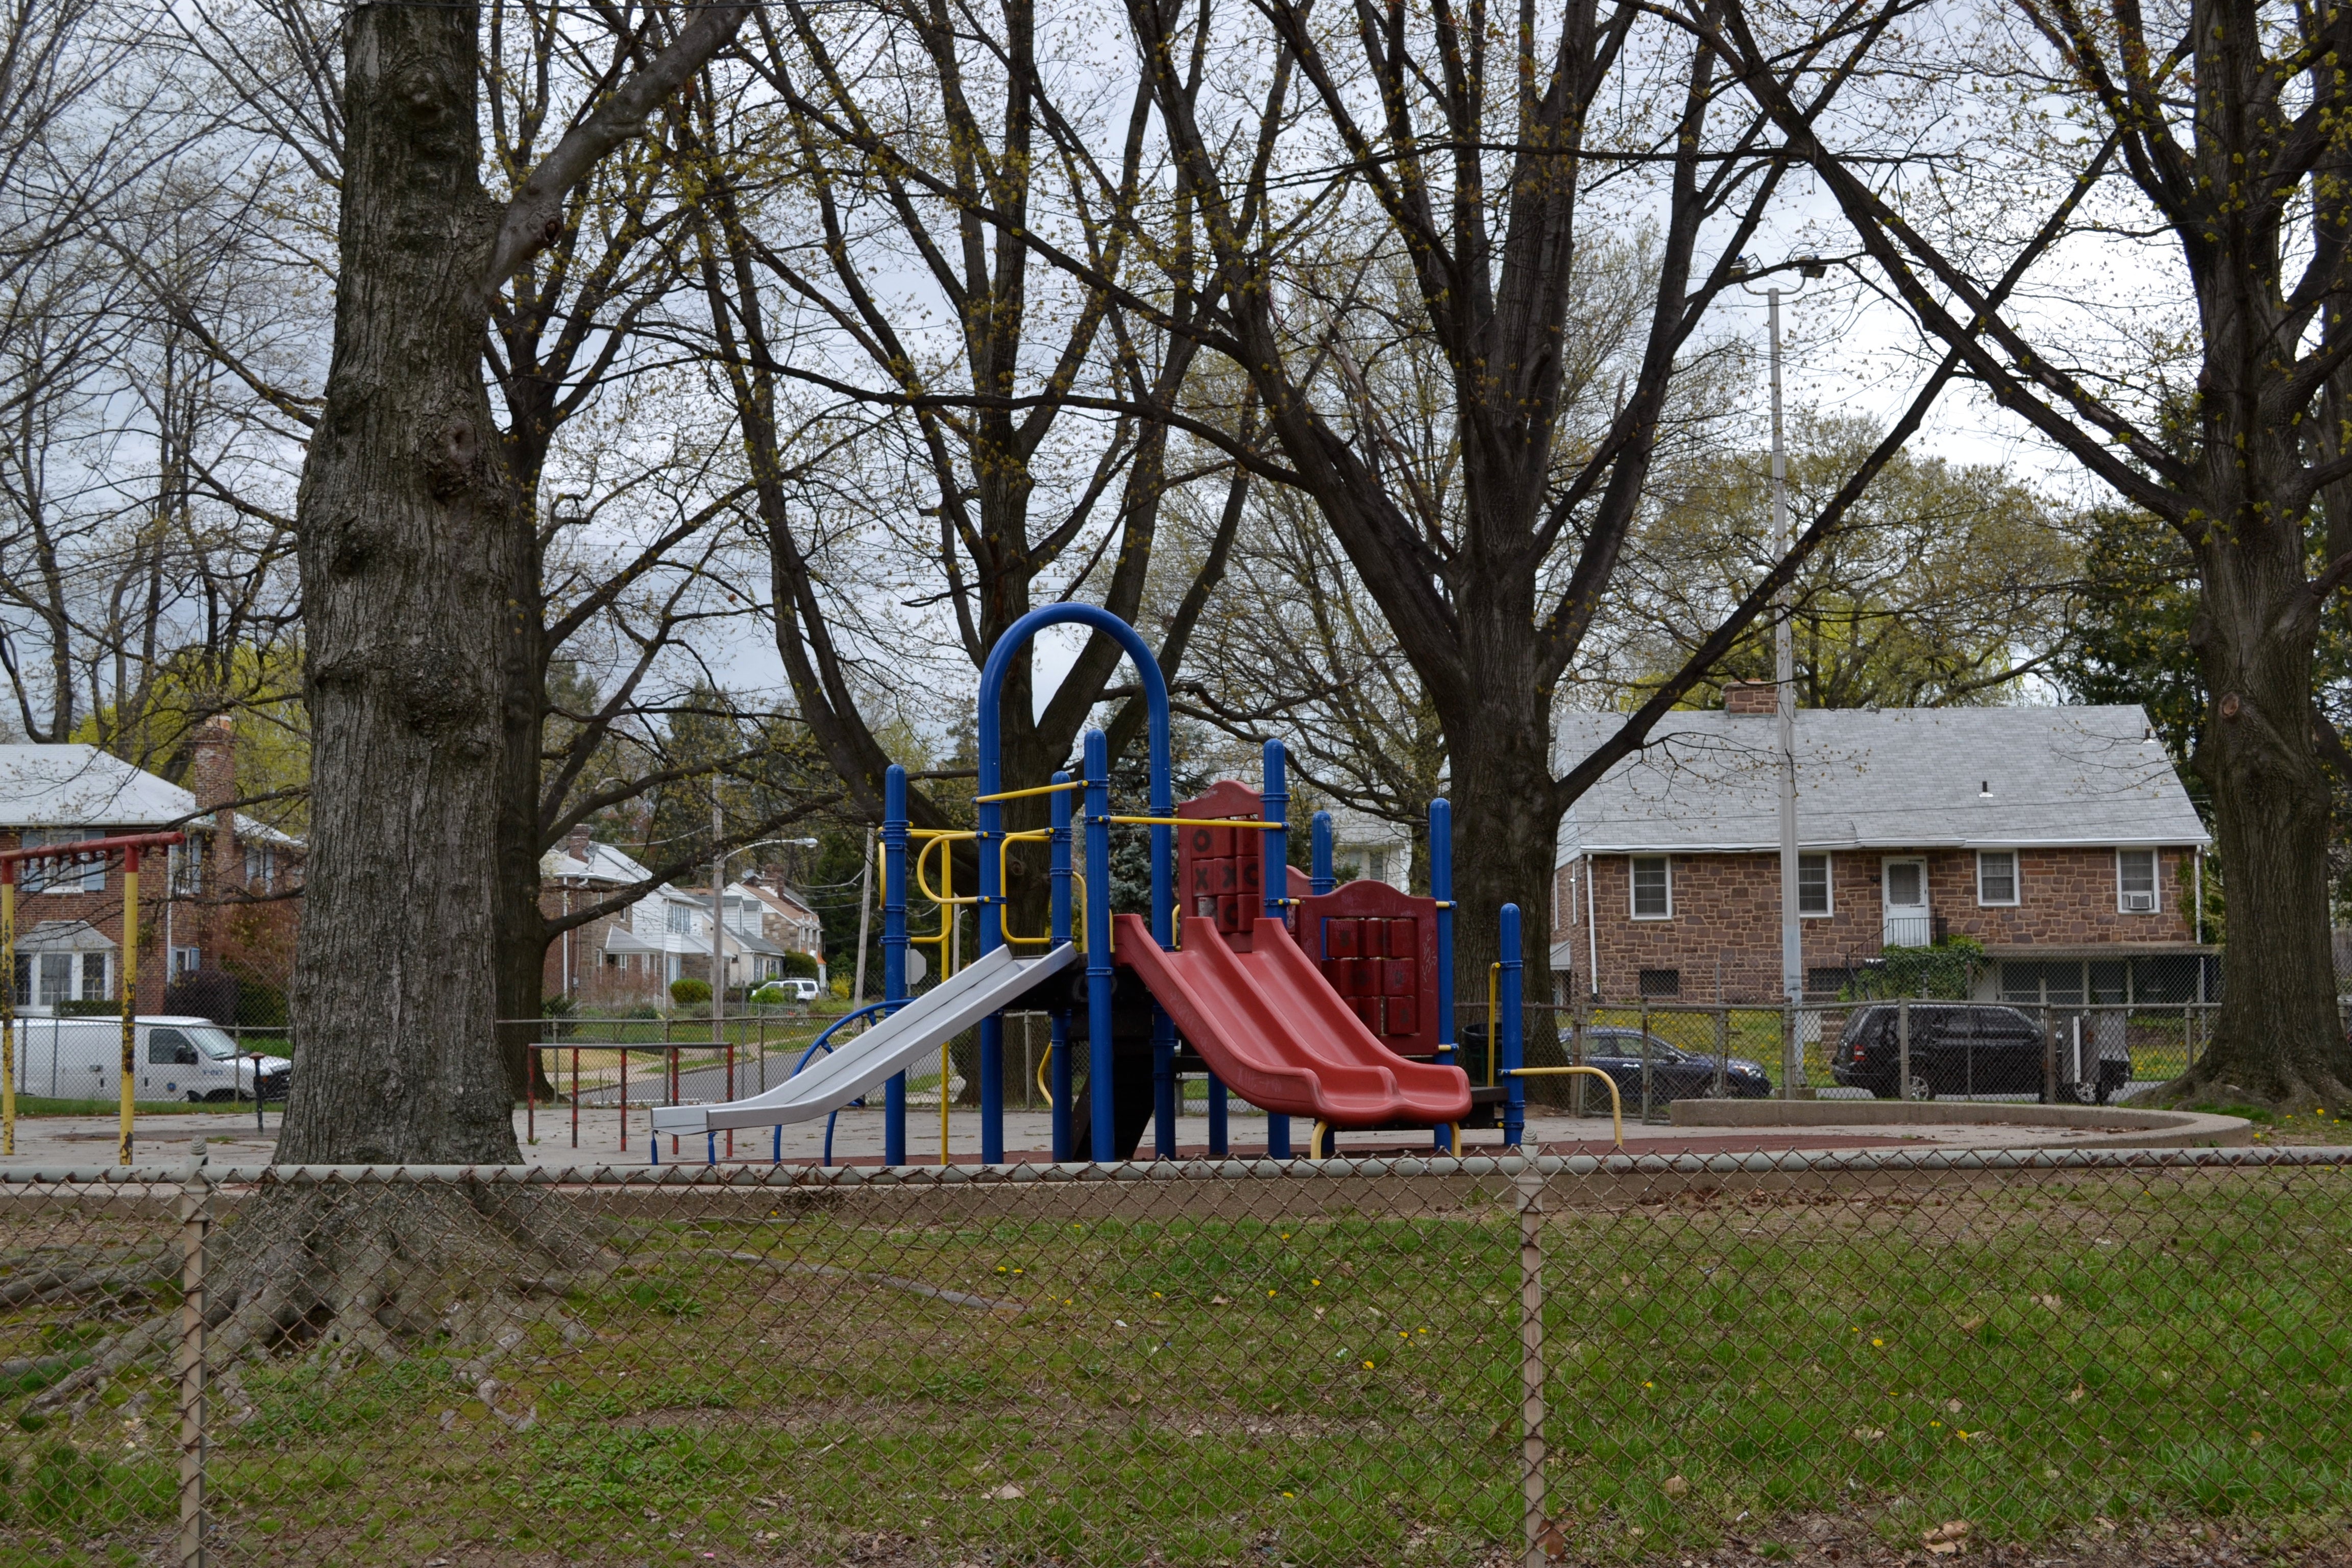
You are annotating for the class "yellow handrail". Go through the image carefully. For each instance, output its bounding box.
[1036,1041,1054,1108]
[1105,814,1275,829]
[915,833,980,906]
[972,780,1083,804]
[1485,963,1502,1087]
[1503,1066,1623,1150]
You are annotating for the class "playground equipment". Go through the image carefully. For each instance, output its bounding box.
[1,830,186,1165]
[657,604,1477,1164]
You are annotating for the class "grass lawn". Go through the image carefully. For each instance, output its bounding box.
[4,1166,2347,1565]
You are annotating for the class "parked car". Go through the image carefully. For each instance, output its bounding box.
[7,1014,289,1102]
[1575,1027,1773,1103]
[1832,1003,2127,1102]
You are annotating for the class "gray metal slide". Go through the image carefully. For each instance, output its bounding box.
[649,943,1079,1137]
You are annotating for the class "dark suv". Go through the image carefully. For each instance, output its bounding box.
[1833,1003,2129,1102]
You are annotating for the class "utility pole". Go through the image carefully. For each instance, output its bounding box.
[1736,253,1825,1095]
[711,796,725,1041]
[1770,285,1802,1037]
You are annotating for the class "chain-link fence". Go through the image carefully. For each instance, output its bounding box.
[4,1148,2348,1565]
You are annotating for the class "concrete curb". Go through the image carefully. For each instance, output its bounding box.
[1669,1098,2252,1147]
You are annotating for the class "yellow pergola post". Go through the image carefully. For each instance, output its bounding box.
[119,845,141,1167]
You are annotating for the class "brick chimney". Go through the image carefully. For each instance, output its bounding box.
[189,715,237,814]
[563,822,595,868]
[1723,680,1780,715]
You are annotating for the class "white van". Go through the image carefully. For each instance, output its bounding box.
[6,1014,290,1102]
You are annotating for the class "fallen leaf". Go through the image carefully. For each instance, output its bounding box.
[2066,1384,2088,1404]
[988,1483,1025,1501]
[1662,1475,1689,1497]
[1954,1314,1985,1331]
[2033,1293,2064,1311]
[1535,1519,1567,1559]
[1211,1295,1231,1306]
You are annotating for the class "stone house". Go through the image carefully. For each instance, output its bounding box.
[1552,696,2214,1006]
[737,873,826,984]
[0,720,302,1014]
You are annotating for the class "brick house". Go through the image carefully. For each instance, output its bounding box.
[0,720,302,1013]
[1552,696,2214,1006]
[541,829,805,1006]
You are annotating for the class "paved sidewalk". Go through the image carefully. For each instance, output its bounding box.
[0,1098,2191,1170]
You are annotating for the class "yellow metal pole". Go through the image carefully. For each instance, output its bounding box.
[3,872,15,1157]
[120,848,139,1167]
[940,841,953,1166]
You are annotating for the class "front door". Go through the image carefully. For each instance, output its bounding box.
[1882,859,1930,947]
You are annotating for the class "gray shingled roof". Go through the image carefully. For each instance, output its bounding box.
[1555,704,2209,858]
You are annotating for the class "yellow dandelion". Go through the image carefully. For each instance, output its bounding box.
[1362,1360,1376,1369]
[1872,1338,1884,1348]
[1643,1381,1654,1388]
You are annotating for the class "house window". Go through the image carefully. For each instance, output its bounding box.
[22,829,105,894]
[244,844,276,892]
[666,901,693,935]
[81,952,107,1000]
[1364,847,1389,885]
[1797,852,1831,916]
[1977,850,2019,906]
[170,840,203,895]
[1637,968,1682,998]
[1629,856,1672,919]
[2117,849,2158,913]
[169,947,201,981]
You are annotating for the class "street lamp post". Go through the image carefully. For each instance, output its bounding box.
[1736,254,1826,1094]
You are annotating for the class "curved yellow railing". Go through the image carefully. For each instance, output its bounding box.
[1502,1065,1623,1150]
[1036,1041,1054,1109]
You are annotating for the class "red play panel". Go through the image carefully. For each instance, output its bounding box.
[1295,878,1440,1059]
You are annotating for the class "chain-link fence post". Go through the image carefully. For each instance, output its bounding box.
[1898,999,1910,1101]
[2042,1003,2057,1104]
[1513,1160,1547,1568]
[175,1139,209,1567]
[1781,1000,1797,1099]
[1714,1006,1728,1096]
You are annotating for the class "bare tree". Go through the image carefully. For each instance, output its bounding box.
[1709,0,2352,1107]
[1099,0,1989,992]
[676,0,1247,913]
[275,0,752,1164]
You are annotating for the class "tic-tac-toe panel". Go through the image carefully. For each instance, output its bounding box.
[1177,779,1276,951]
[1295,877,1440,1058]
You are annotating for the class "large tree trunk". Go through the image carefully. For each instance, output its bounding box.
[276,3,523,1165]
[2168,531,2352,1108]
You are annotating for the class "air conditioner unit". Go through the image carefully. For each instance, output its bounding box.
[2122,891,2155,913]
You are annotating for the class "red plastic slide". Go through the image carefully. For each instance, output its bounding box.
[1111,912,1472,1126]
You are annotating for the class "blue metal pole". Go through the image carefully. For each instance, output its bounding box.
[970,605,1177,1163]
[1500,901,1525,1150]
[1049,769,1074,1162]
[883,765,909,1167]
[1430,798,1455,1153]
[1148,692,1177,1162]
[1083,730,1116,1162]
[1310,810,1334,895]
[1261,740,1292,1161]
